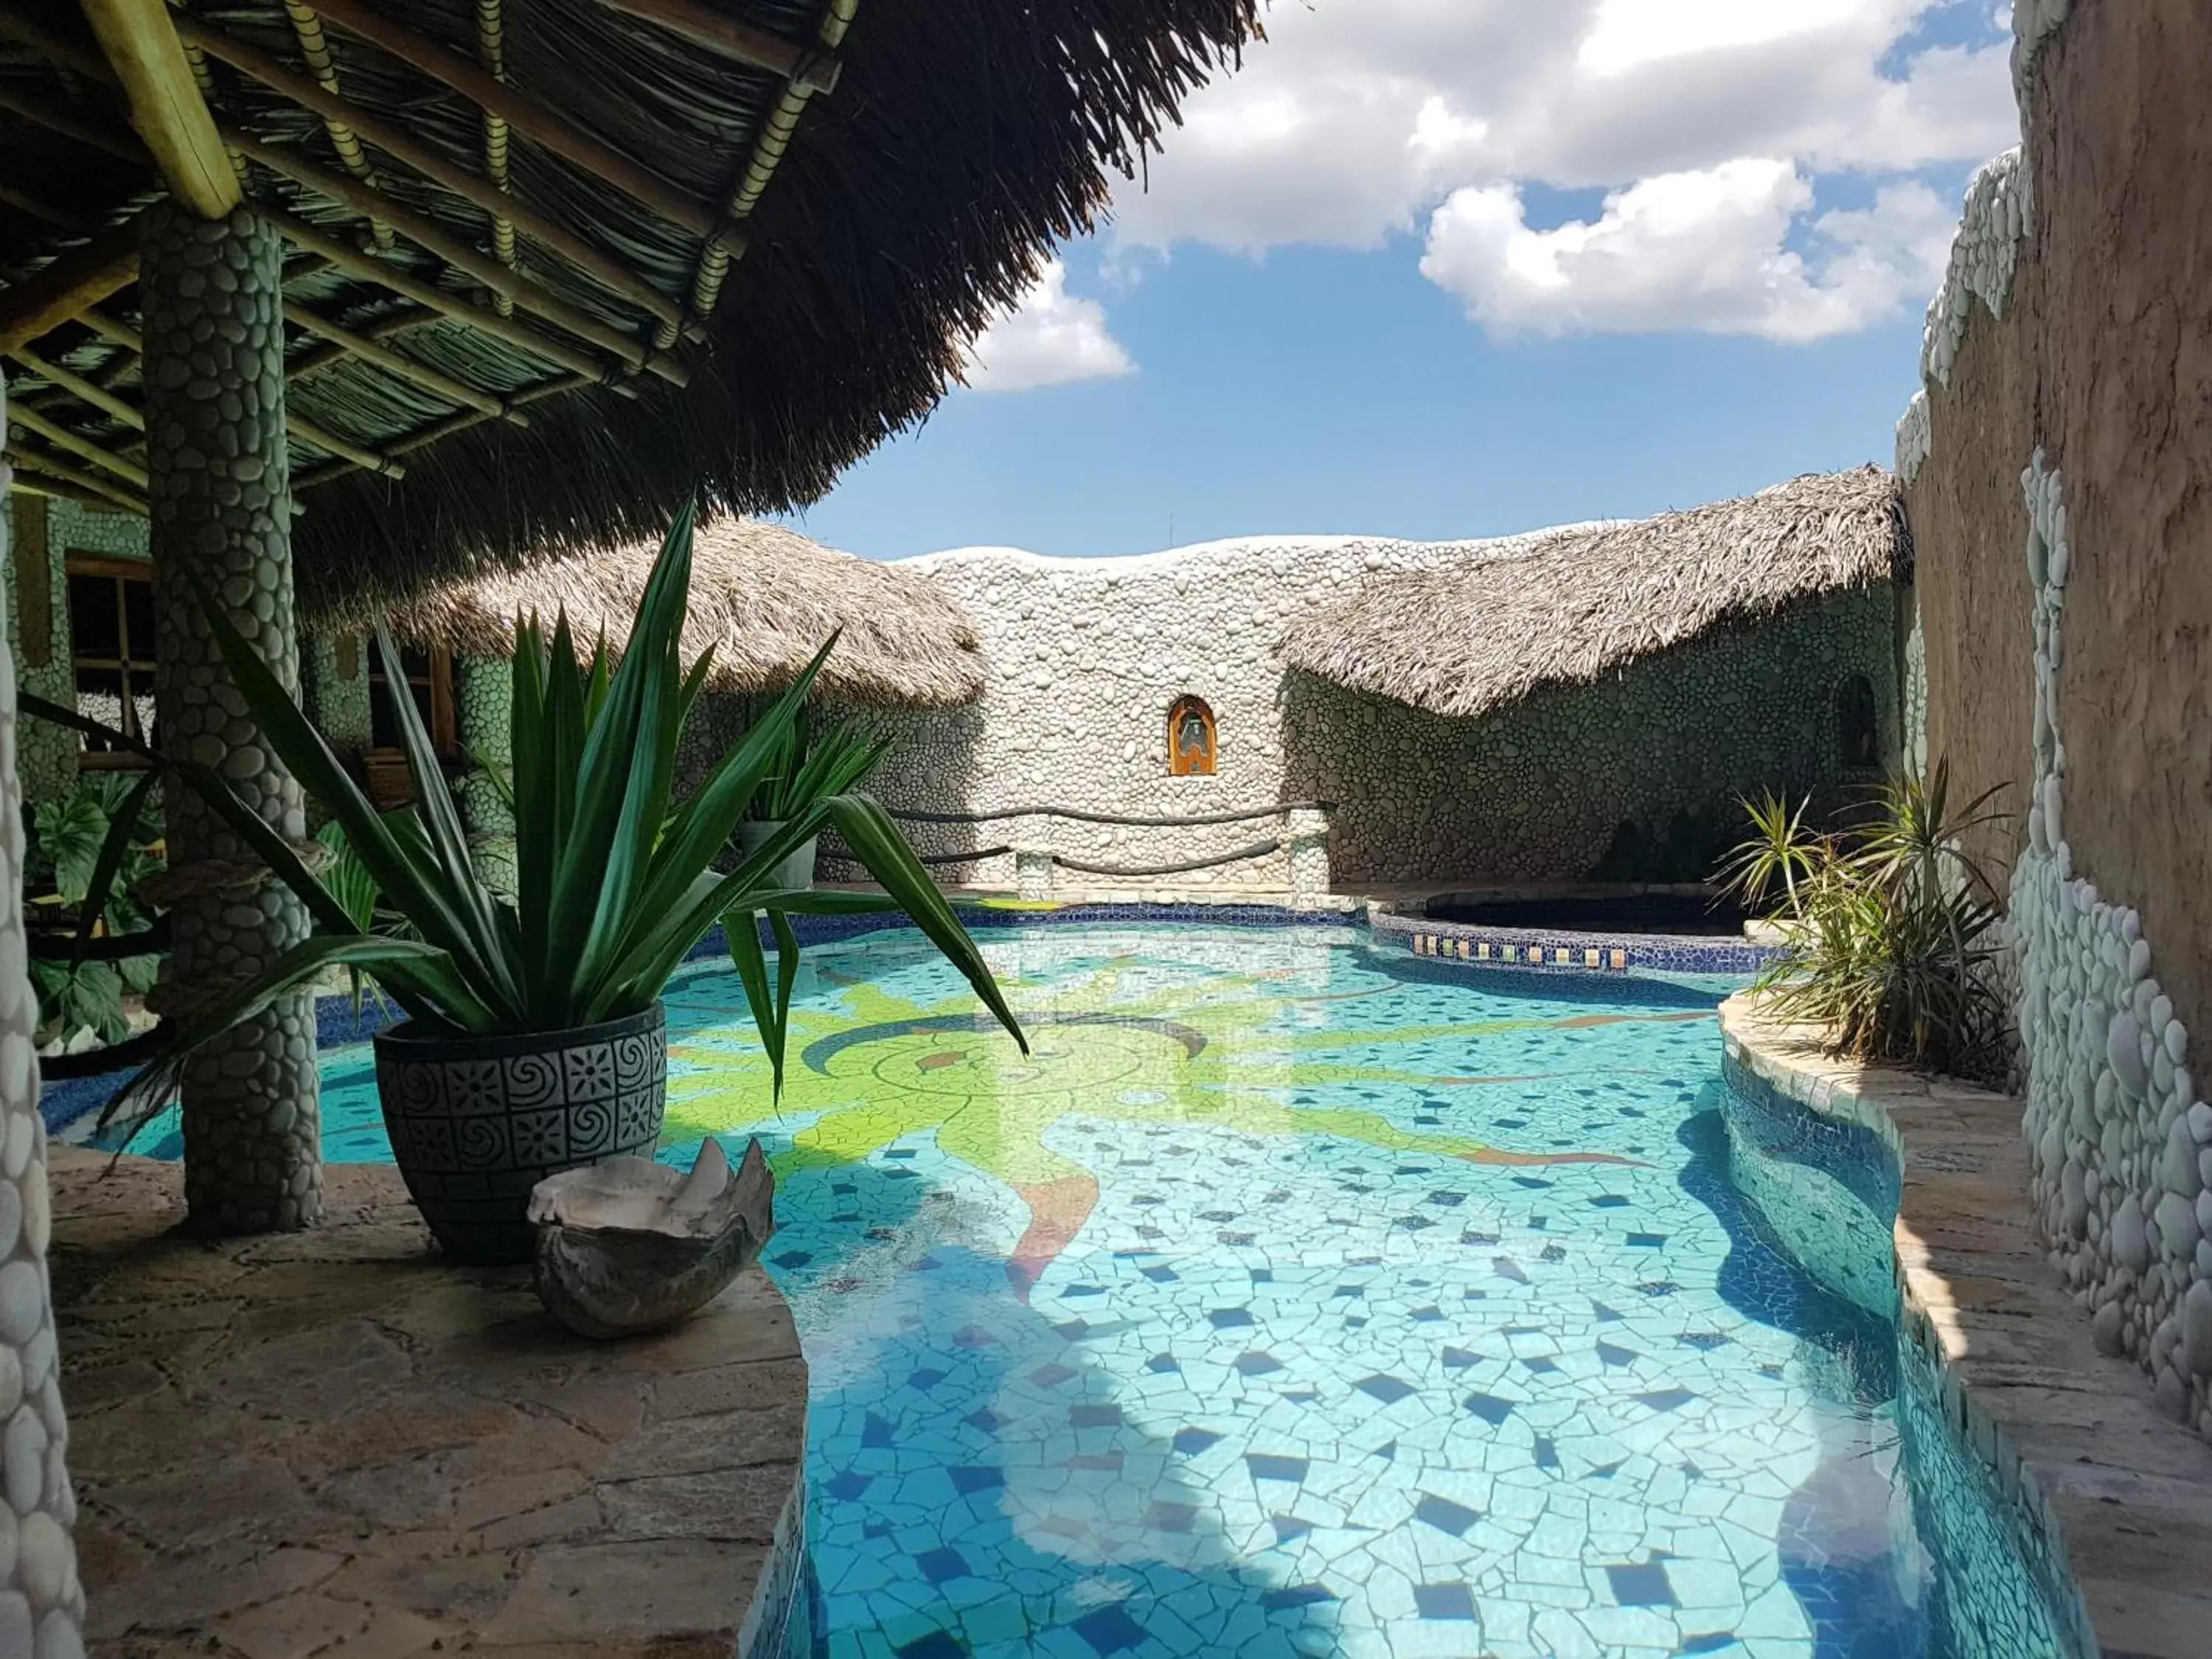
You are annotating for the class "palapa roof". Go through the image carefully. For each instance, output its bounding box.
[383,515,985,708]
[1280,466,1912,720]
[0,0,1256,614]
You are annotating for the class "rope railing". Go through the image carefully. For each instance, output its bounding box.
[883,799,1335,830]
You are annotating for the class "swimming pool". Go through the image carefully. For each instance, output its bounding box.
[99,918,2070,1658]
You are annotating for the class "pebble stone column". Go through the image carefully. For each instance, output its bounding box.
[0,373,88,1657]
[142,203,322,1234]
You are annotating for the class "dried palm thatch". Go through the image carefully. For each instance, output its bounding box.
[0,0,1258,611]
[1281,467,1912,720]
[380,516,984,708]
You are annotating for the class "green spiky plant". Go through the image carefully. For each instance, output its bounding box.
[1717,761,2009,1077]
[748,709,889,824]
[94,501,1024,1127]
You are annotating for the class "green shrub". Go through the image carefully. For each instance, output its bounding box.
[1719,761,2010,1077]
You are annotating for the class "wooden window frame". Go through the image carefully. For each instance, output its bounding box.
[66,551,156,773]
[364,639,460,807]
[1167,695,1217,778]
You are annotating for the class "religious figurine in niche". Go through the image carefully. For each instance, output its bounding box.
[1168,696,1217,776]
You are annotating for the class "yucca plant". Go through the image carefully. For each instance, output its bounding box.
[104,501,1025,1126]
[1718,761,2009,1077]
[748,710,889,824]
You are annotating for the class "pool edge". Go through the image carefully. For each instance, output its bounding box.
[1719,993,2212,1659]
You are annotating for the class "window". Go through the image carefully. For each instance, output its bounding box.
[1167,695,1217,776]
[365,640,459,808]
[1837,674,1879,769]
[66,554,156,770]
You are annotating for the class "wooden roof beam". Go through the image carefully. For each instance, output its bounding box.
[7,402,149,487]
[0,79,153,167]
[234,135,686,386]
[284,299,529,425]
[4,443,147,514]
[175,15,686,330]
[78,0,242,217]
[0,181,91,234]
[300,0,736,246]
[264,205,644,397]
[5,343,145,430]
[0,3,117,84]
[0,220,142,355]
[581,0,838,91]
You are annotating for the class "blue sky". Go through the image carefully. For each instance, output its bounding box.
[782,2,2018,560]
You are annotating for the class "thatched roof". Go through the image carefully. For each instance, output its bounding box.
[382,515,984,708]
[1281,466,1912,720]
[0,0,1256,614]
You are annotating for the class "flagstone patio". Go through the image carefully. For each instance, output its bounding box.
[46,1149,810,1659]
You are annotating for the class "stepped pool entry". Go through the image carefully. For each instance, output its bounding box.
[101,919,2073,1658]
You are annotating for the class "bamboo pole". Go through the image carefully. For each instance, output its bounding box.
[301,0,734,246]
[288,410,405,478]
[3,444,147,513]
[474,0,514,316]
[233,134,687,386]
[6,404,149,487]
[276,0,394,248]
[77,307,143,354]
[78,0,243,217]
[4,344,144,430]
[284,301,527,425]
[175,17,687,329]
[0,222,142,355]
[580,0,838,90]
[262,205,640,393]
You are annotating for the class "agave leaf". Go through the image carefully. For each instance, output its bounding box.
[72,766,162,968]
[825,794,1026,1054]
[18,691,156,761]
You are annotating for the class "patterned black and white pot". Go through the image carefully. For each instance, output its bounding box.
[374,1003,667,1264]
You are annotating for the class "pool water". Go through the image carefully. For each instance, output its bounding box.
[110,921,2062,1659]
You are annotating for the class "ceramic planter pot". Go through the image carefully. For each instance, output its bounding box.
[737,819,818,891]
[375,1003,667,1264]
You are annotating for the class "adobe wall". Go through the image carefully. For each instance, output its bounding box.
[1902,0,2212,1434]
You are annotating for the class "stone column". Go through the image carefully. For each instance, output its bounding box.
[142,203,321,1234]
[0,374,87,1656]
[457,656,517,895]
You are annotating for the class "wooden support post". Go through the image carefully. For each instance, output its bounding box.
[79,0,243,217]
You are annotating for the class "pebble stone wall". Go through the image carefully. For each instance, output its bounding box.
[1896,147,2028,487]
[142,204,321,1234]
[301,633,370,835]
[2009,454,2212,1433]
[865,536,1899,891]
[3,501,98,810]
[456,656,516,893]
[0,375,88,1658]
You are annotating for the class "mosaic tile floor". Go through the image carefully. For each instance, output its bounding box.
[107,922,2019,1658]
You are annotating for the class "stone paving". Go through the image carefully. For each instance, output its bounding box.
[45,1149,808,1658]
[1722,995,2212,1659]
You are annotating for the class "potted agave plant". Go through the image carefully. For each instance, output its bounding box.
[110,504,1024,1262]
[736,712,888,893]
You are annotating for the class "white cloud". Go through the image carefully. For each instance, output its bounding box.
[959,262,1135,394]
[1420,161,1955,341]
[1105,0,2017,341]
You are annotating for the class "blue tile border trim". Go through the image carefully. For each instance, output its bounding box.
[1368,902,1774,977]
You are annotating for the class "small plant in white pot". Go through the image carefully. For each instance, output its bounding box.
[109,504,1023,1262]
[736,713,887,892]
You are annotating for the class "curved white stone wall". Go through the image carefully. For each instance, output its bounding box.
[862,533,1900,891]
[2011,454,2212,1433]
[0,376,87,1655]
